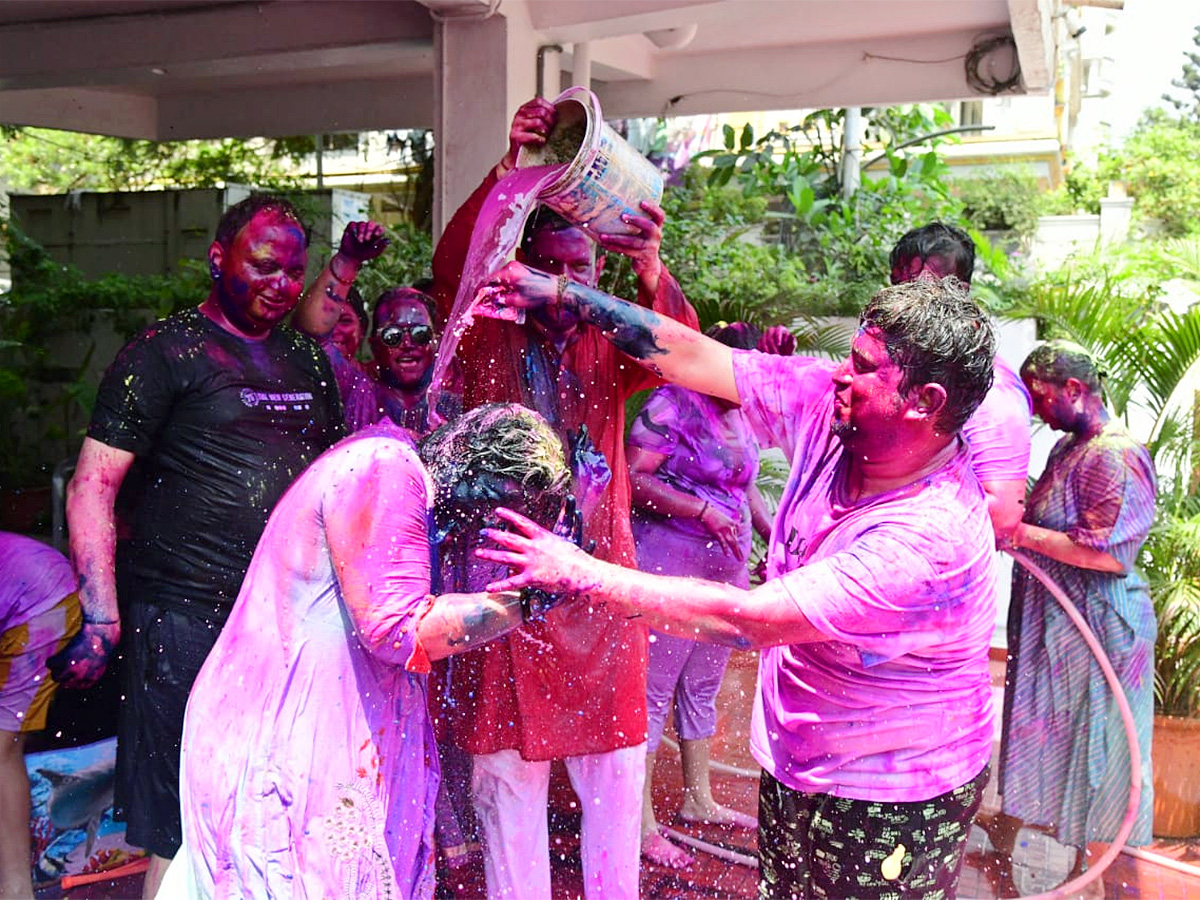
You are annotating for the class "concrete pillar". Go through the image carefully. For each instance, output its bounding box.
[431,4,537,238]
[537,44,562,98]
[840,106,863,201]
[573,41,592,88]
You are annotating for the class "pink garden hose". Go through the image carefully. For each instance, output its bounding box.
[656,550,1154,894]
[1004,548,1141,900]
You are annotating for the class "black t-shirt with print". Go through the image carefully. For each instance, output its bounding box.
[89,307,344,620]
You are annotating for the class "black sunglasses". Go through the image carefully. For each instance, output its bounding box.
[377,323,434,347]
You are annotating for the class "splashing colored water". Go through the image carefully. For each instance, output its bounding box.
[427,164,567,415]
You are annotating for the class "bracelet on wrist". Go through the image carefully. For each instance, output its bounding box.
[555,273,571,305]
[698,501,710,521]
[329,254,356,285]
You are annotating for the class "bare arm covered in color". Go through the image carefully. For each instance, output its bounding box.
[293,221,389,338]
[482,261,736,403]
[415,591,526,662]
[51,437,133,686]
[1006,522,1124,574]
[478,508,821,651]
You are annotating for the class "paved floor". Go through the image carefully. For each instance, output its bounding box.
[34,651,1200,898]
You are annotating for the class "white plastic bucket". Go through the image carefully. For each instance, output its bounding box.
[516,86,663,237]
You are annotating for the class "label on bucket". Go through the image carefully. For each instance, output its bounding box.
[545,127,663,237]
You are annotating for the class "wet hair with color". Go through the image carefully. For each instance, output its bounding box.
[890,222,975,285]
[419,403,570,527]
[860,277,995,434]
[214,193,309,251]
[1020,339,1103,394]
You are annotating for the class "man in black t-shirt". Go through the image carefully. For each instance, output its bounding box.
[48,194,345,899]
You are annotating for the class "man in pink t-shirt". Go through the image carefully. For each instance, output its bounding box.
[477,273,999,899]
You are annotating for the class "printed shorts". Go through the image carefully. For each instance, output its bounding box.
[0,590,81,733]
[757,765,989,900]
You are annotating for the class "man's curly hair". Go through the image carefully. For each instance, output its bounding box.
[860,277,995,435]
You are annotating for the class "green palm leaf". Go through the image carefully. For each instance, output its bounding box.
[1127,306,1200,446]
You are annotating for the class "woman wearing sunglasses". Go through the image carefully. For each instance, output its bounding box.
[294,223,461,439]
[369,287,462,437]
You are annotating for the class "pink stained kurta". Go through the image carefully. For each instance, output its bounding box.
[431,170,699,761]
[629,386,760,749]
[732,350,998,803]
[178,423,439,900]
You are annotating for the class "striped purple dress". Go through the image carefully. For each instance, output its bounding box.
[999,419,1157,848]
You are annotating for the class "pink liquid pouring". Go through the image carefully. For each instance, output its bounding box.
[427,164,566,415]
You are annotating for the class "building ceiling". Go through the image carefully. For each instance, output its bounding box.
[0,0,1053,140]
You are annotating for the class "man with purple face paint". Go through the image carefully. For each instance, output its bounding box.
[369,287,461,437]
[476,270,999,899]
[890,222,1032,543]
[52,194,344,898]
[294,227,459,439]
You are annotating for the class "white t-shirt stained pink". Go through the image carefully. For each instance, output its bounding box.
[732,350,997,803]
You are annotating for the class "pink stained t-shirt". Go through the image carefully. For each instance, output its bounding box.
[731,350,997,803]
[962,357,1032,483]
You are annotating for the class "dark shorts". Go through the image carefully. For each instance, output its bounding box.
[757,765,989,900]
[115,602,222,858]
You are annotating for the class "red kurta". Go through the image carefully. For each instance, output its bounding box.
[432,170,699,759]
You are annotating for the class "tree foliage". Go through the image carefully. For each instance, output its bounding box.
[353,220,435,304]
[1163,23,1200,123]
[0,127,312,193]
[692,105,966,317]
[955,168,1043,238]
[0,219,208,486]
[1106,111,1200,236]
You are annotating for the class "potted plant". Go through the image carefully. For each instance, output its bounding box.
[1140,465,1200,837]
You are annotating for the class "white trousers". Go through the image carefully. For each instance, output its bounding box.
[471,743,646,900]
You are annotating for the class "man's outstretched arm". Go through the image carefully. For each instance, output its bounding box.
[293,221,389,338]
[481,261,738,404]
[477,508,823,651]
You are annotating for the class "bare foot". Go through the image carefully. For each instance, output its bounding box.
[677,802,757,829]
[642,829,694,868]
